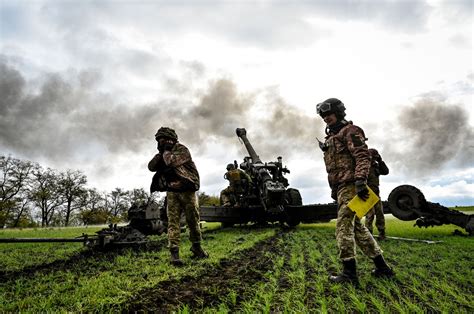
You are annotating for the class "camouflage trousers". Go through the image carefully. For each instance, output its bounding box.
[220,186,234,206]
[167,191,202,249]
[336,184,382,261]
[365,199,385,234]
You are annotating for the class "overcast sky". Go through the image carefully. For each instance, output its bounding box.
[1,0,473,206]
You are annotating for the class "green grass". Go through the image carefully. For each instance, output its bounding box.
[451,205,474,212]
[0,226,104,272]
[0,219,473,312]
[0,223,275,311]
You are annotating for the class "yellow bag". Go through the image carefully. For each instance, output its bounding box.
[347,186,380,219]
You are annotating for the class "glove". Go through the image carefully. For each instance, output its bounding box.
[163,142,174,151]
[355,180,369,201]
[158,140,174,153]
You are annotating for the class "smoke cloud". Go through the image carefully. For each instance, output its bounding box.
[385,95,473,175]
[3,60,470,182]
[0,61,163,162]
[0,61,324,168]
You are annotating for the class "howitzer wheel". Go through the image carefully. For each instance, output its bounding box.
[388,185,427,221]
[285,188,302,227]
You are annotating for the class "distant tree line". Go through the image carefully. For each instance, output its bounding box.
[0,155,221,228]
[0,155,152,228]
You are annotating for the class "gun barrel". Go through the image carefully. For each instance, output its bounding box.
[0,238,87,243]
[236,128,262,163]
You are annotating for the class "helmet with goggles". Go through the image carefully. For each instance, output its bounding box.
[316,98,346,119]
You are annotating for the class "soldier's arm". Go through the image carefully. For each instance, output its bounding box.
[346,126,371,181]
[162,144,192,168]
[239,169,252,183]
[378,159,389,175]
[148,154,162,172]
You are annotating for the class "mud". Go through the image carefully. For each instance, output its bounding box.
[125,231,288,312]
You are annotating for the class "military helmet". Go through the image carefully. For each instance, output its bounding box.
[226,163,235,171]
[316,98,346,119]
[155,127,178,141]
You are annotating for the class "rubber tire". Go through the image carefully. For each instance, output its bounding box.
[388,185,426,221]
[285,188,302,227]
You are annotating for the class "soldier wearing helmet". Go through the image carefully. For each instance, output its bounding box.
[316,98,394,284]
[148,127,208,265]
[220,162,252,207]
[365,148,390,240]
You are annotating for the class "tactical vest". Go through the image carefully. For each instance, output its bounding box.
[323,123,370,191]
[225,169,245,193]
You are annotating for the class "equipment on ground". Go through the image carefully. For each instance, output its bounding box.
[387,185,473,235]
[0,202,168,249]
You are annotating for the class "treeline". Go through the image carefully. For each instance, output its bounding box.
[0,155,154,228]
[1,155,221,228]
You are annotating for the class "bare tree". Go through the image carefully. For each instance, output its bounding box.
[107,188,129,221]
[11,198,32,227]
[0,155,36,227]
[126,188,150,205]
[57,170,87,226]
[79,188,109,225]
[29,167,63,227]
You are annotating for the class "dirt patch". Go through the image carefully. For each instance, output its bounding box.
[125,231,288,312]
[0,240,166,283]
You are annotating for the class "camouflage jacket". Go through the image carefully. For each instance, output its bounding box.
[367,148,389,194]
[323,122,371,194]
[224,169,252,192]
[148,142,200,192]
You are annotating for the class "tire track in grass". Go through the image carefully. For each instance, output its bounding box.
[270,231,309,312]
[124,229,291,312]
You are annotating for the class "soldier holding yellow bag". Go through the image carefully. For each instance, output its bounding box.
[316,98,394,284]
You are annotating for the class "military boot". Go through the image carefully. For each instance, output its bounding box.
[169,247,184,266]
[190,242,209,259]
[329,259,359,285]
[372,255,394,278]
[378,229,386,240]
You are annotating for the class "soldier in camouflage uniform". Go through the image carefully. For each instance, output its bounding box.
[148,127,208,266]
[316,98,394,284]
[220,163,252,207]
[365,148,389,239]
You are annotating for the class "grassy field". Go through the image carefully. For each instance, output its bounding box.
[452,205,474,212]
[0,217,473,312]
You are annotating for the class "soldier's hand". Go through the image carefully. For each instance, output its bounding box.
[158,143,165,153]
[355,180,369,201]
[163,139,175,151]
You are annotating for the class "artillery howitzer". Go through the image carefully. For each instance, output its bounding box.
[199,128,474,234]
[200,128,316,227]
[0,201,169,249]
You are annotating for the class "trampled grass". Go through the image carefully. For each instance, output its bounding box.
[0,218,473,312]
